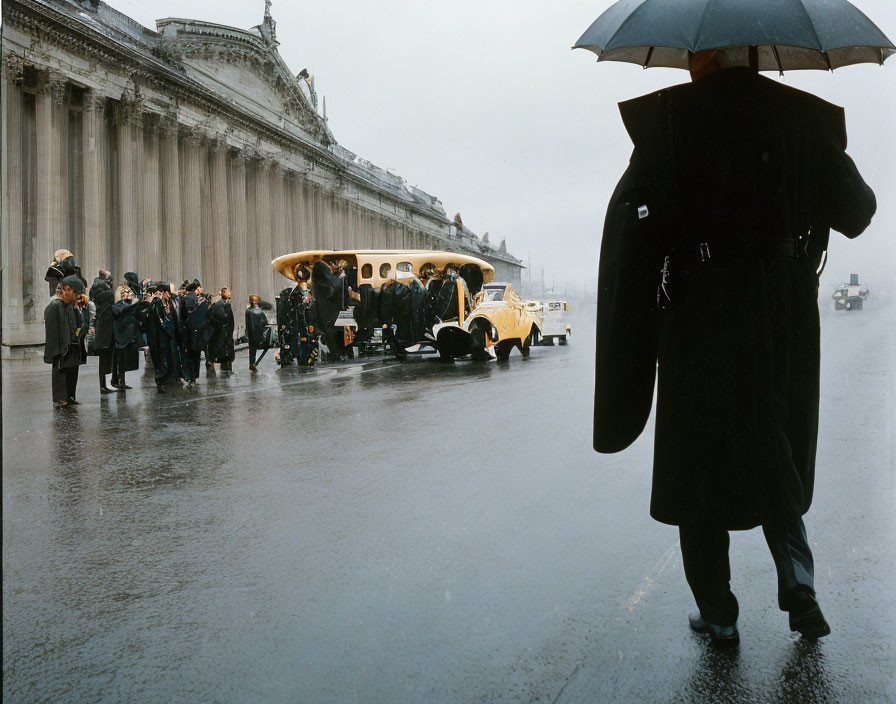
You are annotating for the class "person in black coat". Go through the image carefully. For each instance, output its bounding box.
[89,270,116,394]
[111,285,142,390]
[179,282,209,386]
[138,283,182,393]
[311,260,345,362]
[245,294,268,372]
[45,249,87,298]
[593,50,876,643]
[379,278,412,360]
[43,276,86,408]
[208,288,236,372]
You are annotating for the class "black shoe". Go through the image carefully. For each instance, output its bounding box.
[689,612,740,646]
[100,386,115,394]
[67,398,81,406]
[119,384,132,390]
[788,593,831,639]
[157,384,166,393]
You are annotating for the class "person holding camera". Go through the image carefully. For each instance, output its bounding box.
[138,282,183,393]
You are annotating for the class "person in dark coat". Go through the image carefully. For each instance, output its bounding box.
[311,260,345,362]
[138,283,182,393]
[43,276,86,408]
[208,287,236,372]
[379,278,412,360]
[45,249,87,297]
[593,50,876,643]
[179,282,209,386]
[245,294,269,372]
[89,270,116,394]
[111,285,142,390]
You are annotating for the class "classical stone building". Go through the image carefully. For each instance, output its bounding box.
[1,0,522,346]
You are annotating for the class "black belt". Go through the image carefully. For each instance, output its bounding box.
[670,237,807,263]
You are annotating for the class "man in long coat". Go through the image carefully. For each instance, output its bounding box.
[44,276,86,408]
[594,51,876,643]
[208,287,236,372]
[89,271,116,393]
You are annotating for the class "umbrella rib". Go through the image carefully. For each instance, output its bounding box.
[643,46,655,68]
[771,45,784,75]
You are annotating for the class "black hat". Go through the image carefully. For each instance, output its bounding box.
[185,281,200,292]
[60,275,85,294]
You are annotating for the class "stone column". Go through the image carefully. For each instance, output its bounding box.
[2,55,25,339]
[255,158,274,296]
[210,139,231,294]
[245,157,259,298]
[228,149,248,310]
[115,100,141,275]
[159,117,181,283]
[292,173,307,251]
[81,91,107,283]
[141,115,161,280]
[283,172,295,253]
[270,163,287,270]
[34,71,68,298]
[199,134,215,290]
[180,127,202,282]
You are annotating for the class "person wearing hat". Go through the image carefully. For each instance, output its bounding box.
[179,280,209,386]
[45,249,87,298]
[44,276,87,408]
[89,270,116,394]
[594,48,877,643]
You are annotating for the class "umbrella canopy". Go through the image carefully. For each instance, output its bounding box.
[574,0,895,71]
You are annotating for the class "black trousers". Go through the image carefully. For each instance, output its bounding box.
[679,516,816,625]
[183,351,201,382]
[249,344,259,365]
[51,362,79,403]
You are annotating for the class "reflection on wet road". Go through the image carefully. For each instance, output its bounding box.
[3,307,895,703]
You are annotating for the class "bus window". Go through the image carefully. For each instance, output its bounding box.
[397,261,412,272]
[379,262,392,278]
[361,263,373,279]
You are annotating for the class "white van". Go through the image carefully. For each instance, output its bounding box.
[541,300,571,345]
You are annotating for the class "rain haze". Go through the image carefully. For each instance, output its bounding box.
[104,0,896,297]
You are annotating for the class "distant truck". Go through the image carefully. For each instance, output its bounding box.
[833,274,869,311]
[541,300,571,345]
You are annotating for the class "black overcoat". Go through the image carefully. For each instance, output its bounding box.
[112,299,141,372]
[594,68,876,529]
[245,305,268,347]
[208,300,235,362]
[43,298,82,367]
[89,277,115,350]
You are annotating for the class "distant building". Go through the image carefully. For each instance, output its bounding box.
[1,0,522,345]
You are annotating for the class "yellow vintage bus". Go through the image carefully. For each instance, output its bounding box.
[271,249,495,289]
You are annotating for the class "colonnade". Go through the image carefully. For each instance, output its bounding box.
[2,68,447,344]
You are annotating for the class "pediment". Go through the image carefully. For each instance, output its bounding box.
[156,19,328,142]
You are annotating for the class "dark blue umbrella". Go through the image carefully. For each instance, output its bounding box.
[574,0,895,71]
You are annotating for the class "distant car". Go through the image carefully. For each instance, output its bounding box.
[833,275,869,311]
[541,300,571,345]
[434,282,542,360]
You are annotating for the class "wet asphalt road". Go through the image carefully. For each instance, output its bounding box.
[3,304,895,703]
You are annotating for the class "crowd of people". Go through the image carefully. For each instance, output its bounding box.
[43,249,489,408]
[43,249,259,408]
[276,258,483,365]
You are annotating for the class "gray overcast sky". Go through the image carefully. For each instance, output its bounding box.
[106,0,895,294]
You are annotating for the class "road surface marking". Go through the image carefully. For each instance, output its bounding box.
[627,541,679,612]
